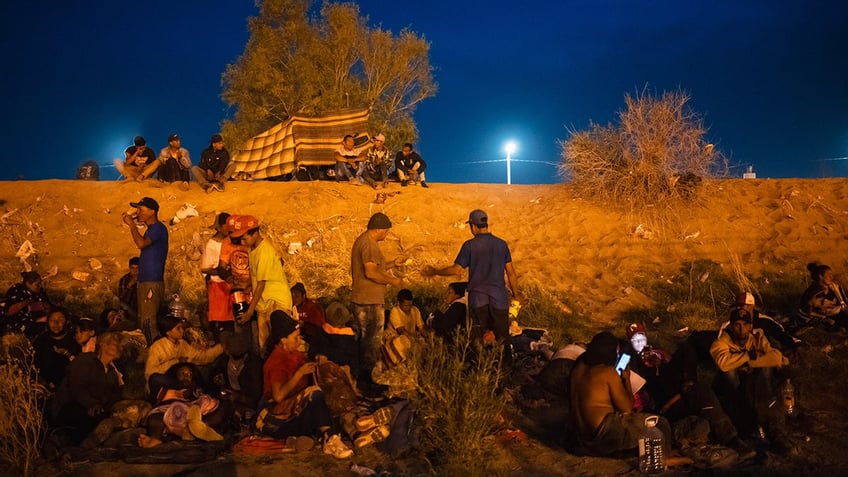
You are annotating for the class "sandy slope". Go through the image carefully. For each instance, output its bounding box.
[1,178,846,325]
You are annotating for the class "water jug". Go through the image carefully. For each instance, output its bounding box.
[168,293,187,319]
[638,415,665,474]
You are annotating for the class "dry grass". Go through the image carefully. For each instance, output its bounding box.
[0,334,47,477]
[560,88,728,214]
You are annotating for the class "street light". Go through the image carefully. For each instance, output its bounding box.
[505,141,517,184]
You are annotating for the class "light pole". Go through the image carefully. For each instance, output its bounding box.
[504,141,517,184]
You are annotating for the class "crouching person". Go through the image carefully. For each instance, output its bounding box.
[254,312,353,459]
[570,331,672,456]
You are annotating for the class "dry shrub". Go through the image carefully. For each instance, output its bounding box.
[560,88,727,211]
[411,330,505,476]
[0,334,47,477]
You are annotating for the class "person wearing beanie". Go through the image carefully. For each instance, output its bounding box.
[145,315,223,400]
[350,213,405,381]
[423,209,520,365]
[569,331,673,457]
[115,135,156,180]
[192,133,236,192]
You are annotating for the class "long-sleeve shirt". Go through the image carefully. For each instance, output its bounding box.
[709,327,788,373]
[145,337,223,380]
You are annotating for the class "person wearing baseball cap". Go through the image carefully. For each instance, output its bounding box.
[123,197,168,344]
[362,133,391,189]
[728,291,800,356]
[350,212,405,381]
[136,133,192,190]
[115,135,156,180]
[423,209,520,364]
[192,133,236,193]
[227,215,293,358]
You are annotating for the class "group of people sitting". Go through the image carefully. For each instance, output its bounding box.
[564,273,845,467]
[111,132,430,190]
[1,266,469,460]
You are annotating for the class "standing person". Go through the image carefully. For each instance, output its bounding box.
[192,134,236,193]
[137,133,191,190]
[363,133,391,189]
[228,215,293,358]
[422,209,520,362]
[350,213,404,381]
[122,197,168,345]
[200,213,235,341]
[394,142,428,188]
[115,136,156,180]
[117,257,140,322]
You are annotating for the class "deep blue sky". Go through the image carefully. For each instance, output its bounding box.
[1,0,846,183]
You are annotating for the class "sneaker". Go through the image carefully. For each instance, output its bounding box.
[215,181,226,192]
[354,424,390,448]
[727,437,757,462]
[401,180,408,187]
[355,406,394,432]
[202,183,212,193]
[421,181,429,188]
[323,434,353,459]
[179,181,190,191]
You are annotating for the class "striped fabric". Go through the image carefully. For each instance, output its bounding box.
[232,108,370,179]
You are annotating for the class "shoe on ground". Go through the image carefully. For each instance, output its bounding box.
[401,180,408,187]
[202,183,212,193]
[215,181,225,192]
[421,181,429,188]
[179,181,190,191]
[355,406,394,432]
[354,424,391,448]
[323,434,353,459]
[727,437,757,462]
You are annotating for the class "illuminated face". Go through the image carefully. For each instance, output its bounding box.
[212,141,224,150]
[291,290,305,307]
[399,299,413,314]
[402,146,412,156]
[167,322,185,341]
[729,320,753,345]
[630,332,648,353]
[47,312,66,334]
[343,137,355,149]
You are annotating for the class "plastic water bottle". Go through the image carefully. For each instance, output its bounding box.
[638,415,665,474]
[781,378,796,417]
[168,293,187,319]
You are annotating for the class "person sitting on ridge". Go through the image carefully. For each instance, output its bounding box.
[192,134,236,192]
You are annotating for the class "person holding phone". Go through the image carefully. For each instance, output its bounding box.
[570,331,671,457]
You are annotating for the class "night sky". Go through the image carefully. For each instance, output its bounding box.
[1,0,846,183]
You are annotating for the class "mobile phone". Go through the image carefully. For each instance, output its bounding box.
[616,353,631,375]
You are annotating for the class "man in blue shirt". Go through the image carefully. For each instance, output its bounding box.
[123,197,168,344]
[423,209,519,360]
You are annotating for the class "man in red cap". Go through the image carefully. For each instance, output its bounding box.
[122,197,168,344]
[228,215,293,358]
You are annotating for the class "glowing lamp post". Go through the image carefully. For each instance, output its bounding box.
[505,141,517,184]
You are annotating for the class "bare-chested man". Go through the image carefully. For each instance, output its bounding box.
[570,331,671,456]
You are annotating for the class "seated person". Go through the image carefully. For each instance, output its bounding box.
[138,362,230,447]
[570,331,672,456]
[145,315,224,400]
[74,317,98,354]
[362,134,391,189]
[1,270,53,337]
[710,308,795,455]
[34,308,80,390]
[624,323,755,460]
[256,312,353,459]
[426,282,468,343]
[291,282,326,336]
[210,331,263,423]
[115,136,156,180]
[799,262,848,331]
[333,134,364,183]
[52,332,124,444]
[192,134,236,192]
[394,143,428,187]
[137,133,191,189]
[117,257,140,322]
[387,289,424,339]
[731,292,800,356]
